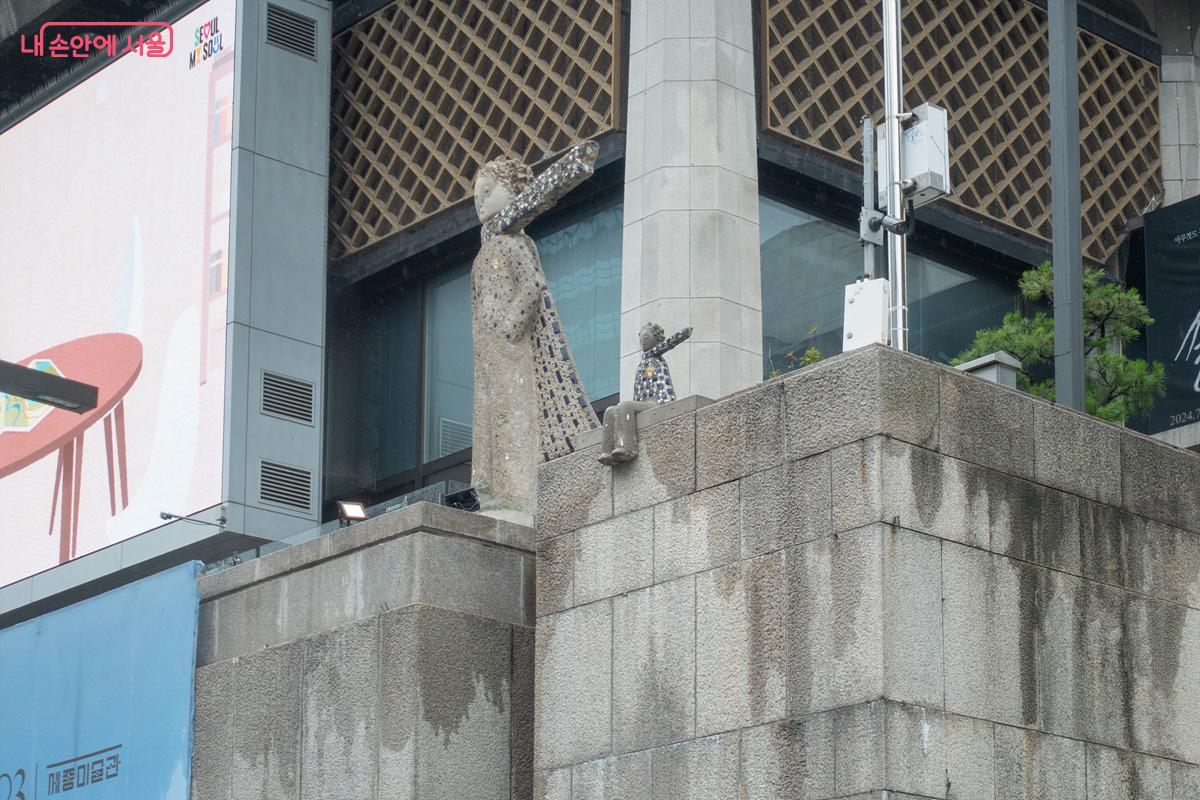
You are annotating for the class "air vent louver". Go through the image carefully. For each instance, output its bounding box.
[438,418,472,458]
[262,371,315,424]
[265,3,317,59]
[260,460,312,511]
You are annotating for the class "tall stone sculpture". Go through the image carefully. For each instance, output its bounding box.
[470,141,601,524]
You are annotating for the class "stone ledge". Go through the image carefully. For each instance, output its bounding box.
[572,394,714,451]
[542,344,1200,540]
[199,501,533,601]
[196,503,534,665]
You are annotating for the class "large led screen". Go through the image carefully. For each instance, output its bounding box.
[0,0,235,586]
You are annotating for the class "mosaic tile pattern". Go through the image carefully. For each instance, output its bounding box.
[634,327,690,404]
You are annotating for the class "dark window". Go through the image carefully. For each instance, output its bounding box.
[1083,0,1153,34]
[422,262,473,461]
[376,284,420,477]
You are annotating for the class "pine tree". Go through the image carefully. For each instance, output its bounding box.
[953,261,1165,423]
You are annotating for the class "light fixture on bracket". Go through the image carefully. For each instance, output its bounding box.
[159,506,227,529]
[336,500,368,527]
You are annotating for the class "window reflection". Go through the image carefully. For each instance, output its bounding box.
[422,263,474,461]
[377,286,420,476]
[536,196,623,400]
[760,197,863,375]
[907,254,1019,364]
[758,195,1019,375]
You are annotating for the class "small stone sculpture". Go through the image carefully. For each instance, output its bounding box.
[470,141,601,523]
[598,322,692,465]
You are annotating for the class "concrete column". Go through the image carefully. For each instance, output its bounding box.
[621,0,763,401]
[1156,1,1200,204]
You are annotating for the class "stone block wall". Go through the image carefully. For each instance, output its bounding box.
[189,502,535,800]
[533,344,1200,800]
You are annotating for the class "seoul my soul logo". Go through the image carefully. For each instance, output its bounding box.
[188,16,223,68]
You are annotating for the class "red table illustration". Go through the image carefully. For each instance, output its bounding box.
[0,334,143,564]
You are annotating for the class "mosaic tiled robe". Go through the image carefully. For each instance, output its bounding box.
[470,142,600,519]
[633,328,690,404]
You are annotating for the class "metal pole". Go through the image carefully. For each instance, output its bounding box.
[1049,0,1085,410]
[882,0,907,350]
[862,116,877,279]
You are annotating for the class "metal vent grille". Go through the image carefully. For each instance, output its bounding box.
[266,3,317,59]
[262,371,315,424]
[438,418,472,458]
[260,460,312,511]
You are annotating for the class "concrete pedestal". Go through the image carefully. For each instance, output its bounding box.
[190,502,535,800]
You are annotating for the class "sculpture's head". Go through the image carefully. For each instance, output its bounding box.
[474,155,534,223]
[639,322,665,352]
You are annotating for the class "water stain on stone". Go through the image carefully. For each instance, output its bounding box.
[747,554,783,723]
[776,719,814,795]
[539,448,606,534]
[904,441,946,531]
[300,617,381,796]
[1016,562,1040,727]
[642,415,695,496]
[993,473,1039,564]
[832,533,874,666]
[413,607,509,745]
[1081,503,1128,587]
[1143,599,1187,702]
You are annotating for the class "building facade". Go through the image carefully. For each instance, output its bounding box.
[323,0,1198,518]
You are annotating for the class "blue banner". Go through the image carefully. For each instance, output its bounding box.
[0,562,201,800]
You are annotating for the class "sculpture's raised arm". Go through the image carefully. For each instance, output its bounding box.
[489,141,599,236]
[647,326,692,357]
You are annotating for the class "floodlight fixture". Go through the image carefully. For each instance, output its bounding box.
[337,500,368,527]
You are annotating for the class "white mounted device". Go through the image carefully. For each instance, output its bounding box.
[843,277,891,352]
[877,102,951,210]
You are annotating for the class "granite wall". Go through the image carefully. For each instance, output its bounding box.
[533,344,1200,800]
[188,502,535,800]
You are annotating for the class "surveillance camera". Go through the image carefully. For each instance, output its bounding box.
[867,213,910,236]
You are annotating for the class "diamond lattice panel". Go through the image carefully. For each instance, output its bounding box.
[329,0,621,261]
[762,0,1161,265]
